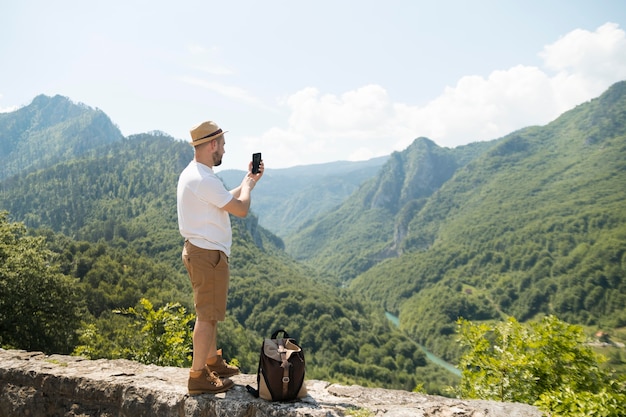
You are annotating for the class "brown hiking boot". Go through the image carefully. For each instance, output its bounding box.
[206,354,240,378]
[188,366,234,395]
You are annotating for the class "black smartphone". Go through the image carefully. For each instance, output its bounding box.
[252,152,262,174]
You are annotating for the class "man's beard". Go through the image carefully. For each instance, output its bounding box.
[212,151,222,166]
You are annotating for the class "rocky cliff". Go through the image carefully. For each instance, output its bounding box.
[0,349,542,417]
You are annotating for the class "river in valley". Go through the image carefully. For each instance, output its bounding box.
[385,312,461,377]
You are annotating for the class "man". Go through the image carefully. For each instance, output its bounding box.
[177,121,264,395]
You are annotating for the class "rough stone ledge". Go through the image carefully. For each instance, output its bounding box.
[0,348,542,417]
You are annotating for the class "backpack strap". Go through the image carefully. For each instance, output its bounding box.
[277,338,292,399]
[271,329,290,339]
[246,384,259,397]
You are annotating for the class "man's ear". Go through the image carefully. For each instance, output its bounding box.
[204,140,215,152]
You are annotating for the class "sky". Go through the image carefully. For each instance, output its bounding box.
[2,1,626,171]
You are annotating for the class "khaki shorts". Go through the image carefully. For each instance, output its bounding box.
[182,240,230,322]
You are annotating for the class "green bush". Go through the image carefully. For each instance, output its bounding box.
[457,315,626,415]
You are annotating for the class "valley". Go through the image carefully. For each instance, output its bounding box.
[1,82,626,395]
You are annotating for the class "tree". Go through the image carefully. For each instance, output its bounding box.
[0,212,83,353]
[457,315,626,416]
[113,298,194,367]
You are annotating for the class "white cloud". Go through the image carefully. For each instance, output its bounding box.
[410,66,556,147]
[185,44,234,75]
[235,23,626,169]
[178,76,272,110]
[541,23,626,79]
[244,85,401,167]
[0,94,18,113]
[0,97,18,113]
[285,85,394,140]
[0,106,18,113]
[541,22,626,110]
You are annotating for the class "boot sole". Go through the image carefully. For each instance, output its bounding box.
[188,381,234,395]
[188,385,233,395]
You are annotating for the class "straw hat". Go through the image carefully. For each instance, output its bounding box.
[189,121,227,147]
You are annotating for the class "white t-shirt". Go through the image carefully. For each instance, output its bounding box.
[177,160,234,256]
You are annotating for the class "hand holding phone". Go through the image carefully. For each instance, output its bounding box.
[252,152,262,174]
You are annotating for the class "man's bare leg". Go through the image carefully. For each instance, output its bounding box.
[191,319,217,371]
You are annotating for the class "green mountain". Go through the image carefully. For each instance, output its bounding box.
[0,95,438,392]
[0,94,124,180]
[285,137,497,283]
[217,156,388,237]
[289,81,626,361]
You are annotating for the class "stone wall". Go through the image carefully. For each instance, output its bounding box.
[0,349,542,417]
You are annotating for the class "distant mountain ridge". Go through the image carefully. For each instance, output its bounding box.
[0,94,123,180]
[217,156,388,236]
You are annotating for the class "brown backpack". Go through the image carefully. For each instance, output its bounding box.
[246,329,307,401]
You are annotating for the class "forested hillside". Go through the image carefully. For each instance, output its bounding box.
[285,137,497,283]
[217,156,388,237]
[0,95,448,393]
[292,81,626,363]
